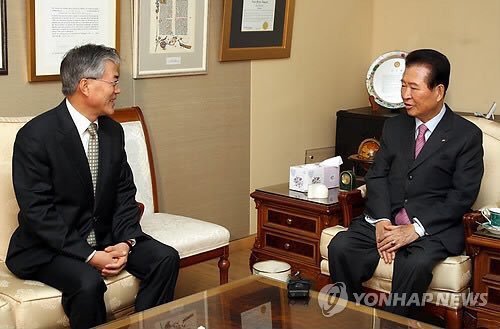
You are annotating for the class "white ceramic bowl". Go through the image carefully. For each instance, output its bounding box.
[252,260,291,282]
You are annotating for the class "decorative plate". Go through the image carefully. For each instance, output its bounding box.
[366,51,408,109]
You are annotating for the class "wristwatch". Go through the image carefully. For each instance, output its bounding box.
[124,239,136,253]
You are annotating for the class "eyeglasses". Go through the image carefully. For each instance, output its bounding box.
[84,77,120,87]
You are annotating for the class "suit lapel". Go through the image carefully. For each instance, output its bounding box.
[94,117,112,209]
[403,116,416,167]
[409,106,453,172]
[55,101,94,197]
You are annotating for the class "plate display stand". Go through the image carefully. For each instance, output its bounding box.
[368,95,403,113]
[368,95,384,112]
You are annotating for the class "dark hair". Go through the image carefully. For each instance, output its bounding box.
[405,49,450,92]
[60,44,120,96]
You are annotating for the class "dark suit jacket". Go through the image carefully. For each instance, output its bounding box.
[6,100,145,278]
[365,105,484,255]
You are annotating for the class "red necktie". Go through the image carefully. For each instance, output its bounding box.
[414,124,428,158]
[395,124,428,225]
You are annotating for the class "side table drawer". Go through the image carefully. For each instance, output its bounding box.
[482,252,500,307]
[263,231,316,263]
[265,207,318,236]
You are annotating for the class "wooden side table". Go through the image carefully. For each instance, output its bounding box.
[465,229,500,328]
[250,184,342,285]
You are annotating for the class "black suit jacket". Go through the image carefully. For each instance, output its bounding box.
[6,100,145,278]
[365,105,484,255]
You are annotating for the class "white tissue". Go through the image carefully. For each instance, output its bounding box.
[320,156,343,167]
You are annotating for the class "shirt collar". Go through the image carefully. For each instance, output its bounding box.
[66,99,98,136]
[415,104,446,133]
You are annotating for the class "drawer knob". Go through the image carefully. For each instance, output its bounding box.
[284,242,291,250]
[286,218,293,225]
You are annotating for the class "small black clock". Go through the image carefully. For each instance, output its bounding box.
[339,170,355,191]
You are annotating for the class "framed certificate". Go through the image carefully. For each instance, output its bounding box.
[0,0,7,75]
[220,0,295,61]
[27,0,119,82]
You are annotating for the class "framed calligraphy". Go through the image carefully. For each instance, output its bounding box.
[219,0,295,61]
[27,0,120,82]
[133,0,209,78]
[0,0,7,75]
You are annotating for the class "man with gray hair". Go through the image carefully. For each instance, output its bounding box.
[6,44,180,328]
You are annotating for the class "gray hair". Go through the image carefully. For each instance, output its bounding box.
[60,44,120,96]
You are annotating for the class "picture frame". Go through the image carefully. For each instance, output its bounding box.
[219,0,295,62]
[224,285,288,329]
[126,291,209,329]
[133,0,209,78]
[0,0,7,75]
[27,0,120,82]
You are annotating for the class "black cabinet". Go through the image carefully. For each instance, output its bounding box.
[334,107,479,175]
[335,107,399,174]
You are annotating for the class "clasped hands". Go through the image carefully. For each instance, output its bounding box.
[376,221,419,264]
[88,242,130,277]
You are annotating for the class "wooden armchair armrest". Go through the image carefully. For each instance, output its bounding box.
[338,189,366,227]
[463,210,484,239]
[463,211,487,257]
[137,202,145,222]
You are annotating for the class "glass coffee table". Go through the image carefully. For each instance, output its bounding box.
[97,275,439,328]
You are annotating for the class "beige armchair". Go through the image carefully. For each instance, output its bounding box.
[0,107,230,328]
[319,116,499,329]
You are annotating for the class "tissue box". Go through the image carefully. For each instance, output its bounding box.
[289,162,339,192]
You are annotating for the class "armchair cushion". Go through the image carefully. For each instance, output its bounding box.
[320,229,472,309]
[0,262,139,329]
[320,230,471,293]
[319,225,347,259]
[464,117,500,210]
[0,296,15,329]
[121,120,155,216]
[140,213,230,259]
[0,117,32,261]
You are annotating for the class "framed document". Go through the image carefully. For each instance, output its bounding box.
[133,0,209,78]
[27,0,119,82]
[220,0,295,61]
[0,0,7,75]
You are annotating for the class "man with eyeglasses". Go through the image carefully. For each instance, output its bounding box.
[6,44,180,329]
